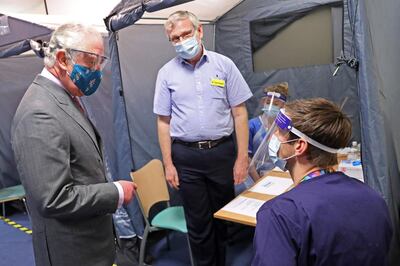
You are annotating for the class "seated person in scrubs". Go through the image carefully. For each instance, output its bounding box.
[236,82,288,194]
[252,98,392,266]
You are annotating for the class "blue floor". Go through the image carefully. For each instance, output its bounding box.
[0,211,35,266]
[1,210,253,266]
[149,226,254,266]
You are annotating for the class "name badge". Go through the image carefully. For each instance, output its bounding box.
[211,78,225,88]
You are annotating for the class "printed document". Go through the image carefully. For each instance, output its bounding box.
[250,176,293,195]
[221,196,265,218]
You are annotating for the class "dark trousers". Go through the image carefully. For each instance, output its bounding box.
[172,138,235,266]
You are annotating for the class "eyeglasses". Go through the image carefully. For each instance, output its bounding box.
[169,29,195,44]
[67,48,108,70]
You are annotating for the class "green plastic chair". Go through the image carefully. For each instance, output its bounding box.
[0,184,28,217]
[131,159,194,266]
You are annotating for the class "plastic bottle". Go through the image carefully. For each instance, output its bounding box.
[348,141,360,160]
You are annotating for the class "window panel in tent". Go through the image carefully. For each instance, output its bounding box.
[251,5,343,72]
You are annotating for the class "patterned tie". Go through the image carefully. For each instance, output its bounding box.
[71,96,85,115]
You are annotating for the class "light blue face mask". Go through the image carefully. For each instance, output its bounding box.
[262,104,281,117]
[268,134,298,171]
[174,36,200,60]
[69,64,102,96]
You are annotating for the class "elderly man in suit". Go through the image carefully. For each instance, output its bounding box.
[12,23,137,266]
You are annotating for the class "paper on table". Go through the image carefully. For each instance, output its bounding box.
[272,167,284,172]
[250,176,293,195]
[221,196,265,218]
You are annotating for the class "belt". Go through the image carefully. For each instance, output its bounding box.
[174,135,231,149]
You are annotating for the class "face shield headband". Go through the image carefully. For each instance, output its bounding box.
[265,91,287,102]
[275,109,339,154]
[248,108,339,177]
[262,92,286,112]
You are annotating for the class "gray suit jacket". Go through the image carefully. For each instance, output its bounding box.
[12,75,119,266]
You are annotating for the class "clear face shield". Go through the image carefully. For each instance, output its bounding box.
[260,92,286,129]
[249,92,287,171]
[64,48,108,96]
[249,109,339,177]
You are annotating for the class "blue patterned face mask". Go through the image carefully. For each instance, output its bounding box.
[69,64,102,96]
[174,36,200,60]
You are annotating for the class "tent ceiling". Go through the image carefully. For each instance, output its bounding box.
[1,0,243,29]
[2,0,119,30]
[1,0,119,17]
[140,0,243,22]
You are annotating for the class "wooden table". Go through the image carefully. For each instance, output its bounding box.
[214,170,291,227]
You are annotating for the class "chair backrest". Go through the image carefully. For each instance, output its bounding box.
[130,159,170,218]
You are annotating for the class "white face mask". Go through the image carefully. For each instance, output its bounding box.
[268,135,298,171]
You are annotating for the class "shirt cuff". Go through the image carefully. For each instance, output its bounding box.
[230,92,253,107]
[113,182,124,208]
[153,107,171,116]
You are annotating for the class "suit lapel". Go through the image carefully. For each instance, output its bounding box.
[87,117,104,160]
[33,75,102,156]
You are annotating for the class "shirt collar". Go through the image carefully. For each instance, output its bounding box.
[40,67,74,98]
[201,47,209,62]
[40,68,64,89]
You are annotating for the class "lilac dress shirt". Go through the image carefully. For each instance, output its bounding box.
[154,48,252,142]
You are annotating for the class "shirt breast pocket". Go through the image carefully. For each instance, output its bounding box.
[210,86,227,99]
[209,73,227,99]
[208,85,230,111]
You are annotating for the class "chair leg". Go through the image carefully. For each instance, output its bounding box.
[22,198,30,219]
[186,234,195,266]
[139,225,150,266]
[166,230,171,250]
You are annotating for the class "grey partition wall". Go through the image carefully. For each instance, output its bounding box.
[0,15,52,58]
[0,55,44,188]
[358,0,400,263]
[215,0,360,140]
[0,16,52,188]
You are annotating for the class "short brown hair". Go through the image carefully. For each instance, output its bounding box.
[264,82,289,98]
[285,98,352,167]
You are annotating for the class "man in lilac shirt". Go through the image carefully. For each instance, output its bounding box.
[154,11,252,266]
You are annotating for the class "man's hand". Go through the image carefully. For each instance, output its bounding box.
[248,157,261,182]
[117,181,138,204]
[233,156,249,185]
[165,164,180,189]
[231,103,250,185]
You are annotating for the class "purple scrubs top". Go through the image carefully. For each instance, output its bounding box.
[253,172,392,266]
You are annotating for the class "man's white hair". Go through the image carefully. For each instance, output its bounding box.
[164,10,200,32]
[44,23,102,67]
